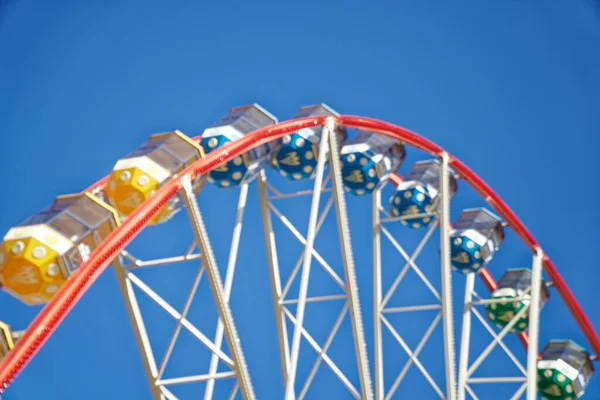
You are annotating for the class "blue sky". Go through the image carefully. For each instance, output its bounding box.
[1,0,599,399]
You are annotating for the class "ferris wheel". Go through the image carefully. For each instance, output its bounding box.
[0,104,597,399]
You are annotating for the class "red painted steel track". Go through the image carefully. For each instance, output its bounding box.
[0,115,597,392]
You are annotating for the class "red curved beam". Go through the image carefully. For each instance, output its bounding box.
[0,116,596,392]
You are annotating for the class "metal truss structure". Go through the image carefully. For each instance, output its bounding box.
[0,114,598,400]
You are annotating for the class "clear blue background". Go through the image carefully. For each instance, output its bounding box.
[0,0,599,399]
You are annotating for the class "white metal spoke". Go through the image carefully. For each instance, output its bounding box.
[283,307,361,399]
[458,272,476,400]
[157,265,206,381]
[385,312,443,400]
[380,222,440,307]
[373,189,384,400]
[380,212,437,223]
[113,258,165,400]
[268,200,346,293]
[263,179,285,197]
[205,183,250,400]
[229,383,240,400]
[268,187,333,200]
[373,172,448,398]
[185,239,197,257]
[468,377,526,384]
[279,195,340,299]
[381,315,445,399]
[258,171,292,386]
[471,309,526,374]
[298,304,349,400]
[260,127,372,399]
[526,248,543,400]
[439,152,456,400]
[157,371,237,386]
[326,118,373,399]
[280,294,348,305]
[161,386,179,400]
[382,304,442,313]
[465,384,479,400]
[127,271,235,368]
[120,249,141,266]
[134,254,202,269]
[285,125,330,400]
[180,175,255,399]
[511,382,527,400]
[120,246,202,270]
[378,205,393,219]
[467,305,530,377]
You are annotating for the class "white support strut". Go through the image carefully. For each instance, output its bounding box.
[526,248,543,400]
[372,189,384,399]
[457,273,476,400]
[326,117,374,400]
[180,175,255,400]
[205,183,250,400]
[284,123,331,400]
[439,152,457,400]
[113,258,165,400]
[258,171,291,386]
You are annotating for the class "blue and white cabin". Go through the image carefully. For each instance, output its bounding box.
[270,104,347,180]
[389,159,458,229]
[201,104,278,188]
[449,208,504,273]
[340,131,405,196]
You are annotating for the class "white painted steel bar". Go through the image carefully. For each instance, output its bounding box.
[136,254,202,268]
[160,386,178,400]
[378,205,392,219]
[127,271,234,367]
[268,188,333,200]
[467,377,527,384]
[470,296,532,306]
[467,305,530,377]
[279,196,339,299]
[511,383,527,400]
[113,258,165,400]
[381,226,441,301]
[326,117,373,399]
[284,125,330,400]
[372,189,384,400]
[439,152,457,400]
[380,212,437,223]
[258,171,291,386]
[268,201,345,292]
[385,313,442,400]
[157,371,237,386]
[526,248,544,400]
[283,307,361,399]
[457,273,476,400]
[382,304,442,313]
[380,222,438,308]
[381,316,445,399]
[298,304,349,400]
[280,294,348,305]
[471,309,527,374]
[229,383,240,400]
[180,175,255,399]
[465,384,479,400]
[205,183,250,400]
[157,266,205,381]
